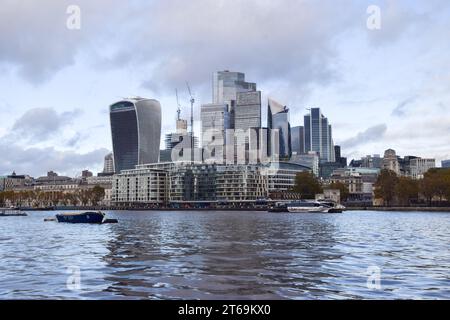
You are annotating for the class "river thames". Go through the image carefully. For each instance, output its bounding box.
[0,210,449,299]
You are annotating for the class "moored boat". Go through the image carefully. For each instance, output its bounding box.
[0,208,28,217]
[284,200,345,213]
[56,211,105,224]
[268,202,289,212]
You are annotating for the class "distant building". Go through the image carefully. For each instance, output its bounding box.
[349,159,362,168]
[268,98,291,159]
[291,126,305,155]
[234,91,261,130]
[361,154,382,169]
[213,71,257,127]
[303,108,335,163]
[442,160,450,168]
[382,149,400,174]
[201,103,230,163]
[409,158,436,179]
[0,172,33,191]
[81,170,93,178]
[102,153,114,174]
[334,145,347,167]
[110,97,161,173]
[290,152,320,176]
[319,162,343,179]
[331,167,380,204]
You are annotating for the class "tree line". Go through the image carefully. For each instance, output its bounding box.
[0,186,106,208]
[292,168,450,206]
[374,168,450,206]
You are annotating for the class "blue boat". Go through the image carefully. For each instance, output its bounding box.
[56,211,105,224]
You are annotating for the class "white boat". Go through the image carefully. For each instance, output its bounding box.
[286,200,344,213]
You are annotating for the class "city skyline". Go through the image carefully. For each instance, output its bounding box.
[1,1,450,177]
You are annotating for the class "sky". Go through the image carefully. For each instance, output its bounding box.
[0,0,449,177]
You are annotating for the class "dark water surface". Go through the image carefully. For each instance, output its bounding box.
[0,210,449,299]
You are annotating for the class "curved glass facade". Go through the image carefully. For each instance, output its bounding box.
[110,99,161,173]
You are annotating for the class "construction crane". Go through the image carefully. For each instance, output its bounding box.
[175,88,181,121]
[186,82,195,163]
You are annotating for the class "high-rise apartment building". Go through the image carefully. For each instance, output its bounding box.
[110,97,161,173]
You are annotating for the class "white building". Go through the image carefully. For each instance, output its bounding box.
[409,158,436,179]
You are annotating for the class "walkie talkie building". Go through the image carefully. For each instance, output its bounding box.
[110,98,161,173]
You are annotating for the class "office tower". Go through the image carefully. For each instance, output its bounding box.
[110,97,161,173]
[234,91,262,130]
[361,154,382,169]
[103,153,114,174]
[213,71,257,106]
[212,70,257,128]
[201,103,230,163]
[291,126,305,155]
[268,98,291,159]
[303,108,335,162]
[334,145,347,167]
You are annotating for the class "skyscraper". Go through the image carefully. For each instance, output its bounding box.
[201,103,230,163]
[234,91,262,130]
[213,71,257,107]
[212,70,257,128]
[303,108,335,163]
[110,98,161,173]
[268,98,291,159]
[291,126,305,155]
[103,153,114,174]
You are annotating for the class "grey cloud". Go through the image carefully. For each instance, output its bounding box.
[0,0,122,83]
[340,124,388,149]
[391,96,417,117]
[11,108,82,142]
[0,140,109,177]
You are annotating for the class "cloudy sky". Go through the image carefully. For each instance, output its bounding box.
[0,0,449,177]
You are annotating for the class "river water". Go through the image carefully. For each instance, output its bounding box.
[0,210,449,299]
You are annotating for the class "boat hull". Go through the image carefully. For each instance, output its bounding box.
[56,212,104,224]
[287,207,330,213]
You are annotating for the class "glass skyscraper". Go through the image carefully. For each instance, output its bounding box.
[212,70,257,129]
[110,98,161,173]
[291,126,305,155]
[303,108,335,163]
[268,98,291,159]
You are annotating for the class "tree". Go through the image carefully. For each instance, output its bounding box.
[293,172,322,199]
[374,169,399,206]
[420,168,450,205]
[91,186,105,206]
[327,182,350,202]
[395,177,419,206]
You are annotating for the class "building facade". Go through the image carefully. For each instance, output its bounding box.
[291,126,305,155]
[201,103,230,163]
[110,97,161,173]
[303,108,335,163]
[409,158,436,179]
[268,98,291,159]
[111,162,310,206]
